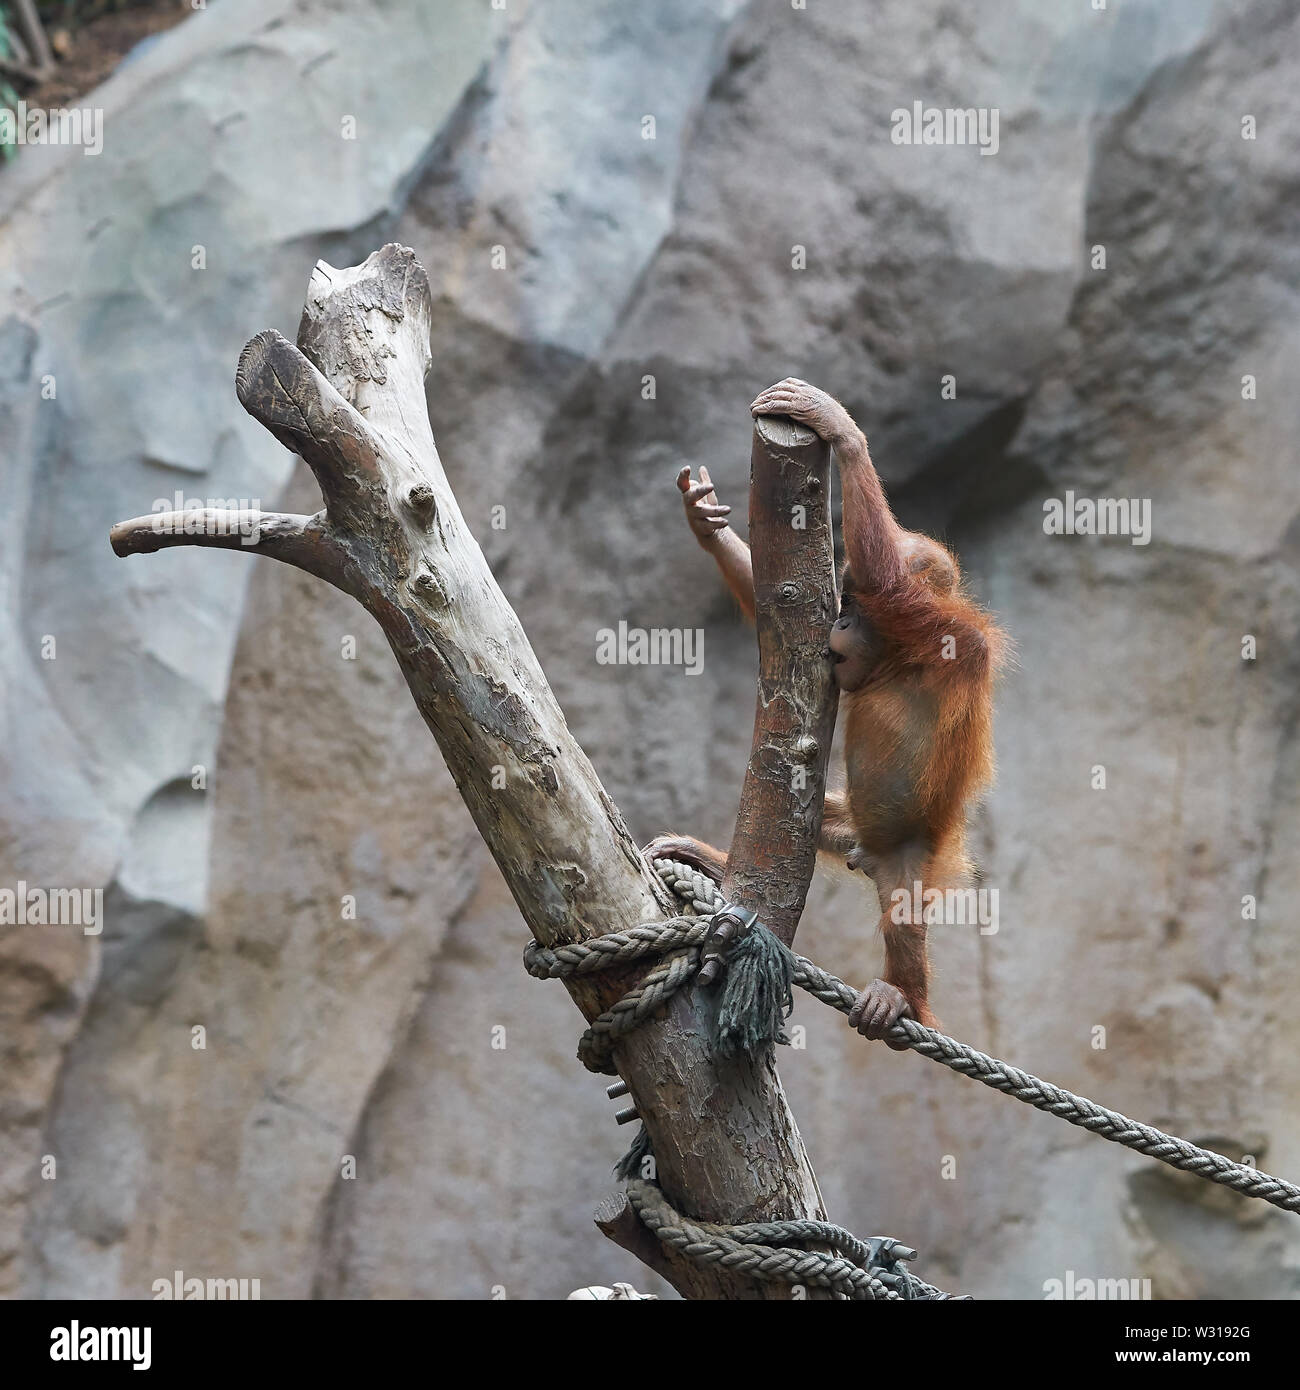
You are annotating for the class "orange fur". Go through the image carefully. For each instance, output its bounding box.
[650,382,1007,1037]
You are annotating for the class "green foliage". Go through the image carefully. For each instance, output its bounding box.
[0,5,21,162]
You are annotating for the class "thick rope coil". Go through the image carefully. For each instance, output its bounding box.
[524,857,1300,1217]
[525,856,1300,1298]
[523,918,711,1075]
[523,861,958,1298]
[624,1180,903,1301]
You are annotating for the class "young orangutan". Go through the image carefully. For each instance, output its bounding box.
[647,379,1006,1045]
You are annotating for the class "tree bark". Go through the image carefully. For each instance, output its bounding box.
[109,244,839,1299]
[721,417,839,947]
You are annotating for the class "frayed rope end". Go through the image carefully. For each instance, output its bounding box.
[614,1123,654,1181]
[713,922,794,1057]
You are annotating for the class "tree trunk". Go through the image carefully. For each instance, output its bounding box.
[109,244,838,1299]
[722,416,840,948]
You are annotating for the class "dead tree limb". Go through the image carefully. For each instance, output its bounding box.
[598,412,840,1292]
[8,0,53,81]
[594,1189,682,1288]
[109,244,838,1299]
[721,417,838,948]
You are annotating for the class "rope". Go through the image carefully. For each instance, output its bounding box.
[523,917,711,1075]
[790,964,1300,1213]
[524,856,1300,1296]
[624,1180,904,1301]
[524,859,959,1298]
[524,857,1300,1216]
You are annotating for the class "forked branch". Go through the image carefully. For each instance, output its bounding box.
[109,243,839,1299]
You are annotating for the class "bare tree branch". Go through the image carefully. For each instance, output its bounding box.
[234,331,388,532]
[721,416,838,950]
[108,244,842,1299]
[109,509,350,587]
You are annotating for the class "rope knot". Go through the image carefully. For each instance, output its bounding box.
[521,865,794,1072]
[523,852,1300,1254]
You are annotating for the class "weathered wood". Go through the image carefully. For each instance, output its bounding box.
[721,417,838,948]
[108,244,838,1299]
[682,413,839,1298]
[594,1189,682,1288]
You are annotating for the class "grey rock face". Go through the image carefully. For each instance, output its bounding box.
[2,0,1296,1299]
